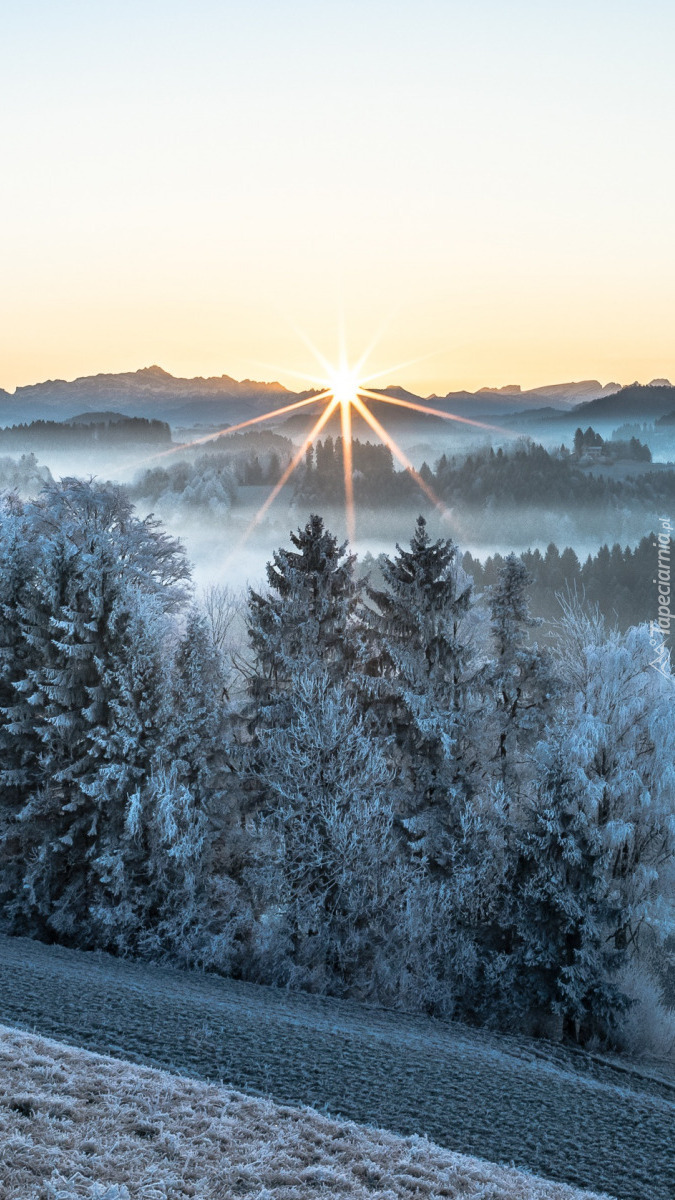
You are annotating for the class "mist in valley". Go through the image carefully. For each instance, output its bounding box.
[1,404,672,605]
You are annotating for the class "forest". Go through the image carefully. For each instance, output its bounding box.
[0,416,171,450]
[0,479,673,1052]
[433,439,666,509]
[462,536,673,630]
[264,432,665,513]
[119,431,670,542]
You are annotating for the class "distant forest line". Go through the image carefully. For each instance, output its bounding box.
[0,416,171,449]
[125,429,670,522]
[355,537,669,635]
[300,434,666,511]
[463,538,668,632]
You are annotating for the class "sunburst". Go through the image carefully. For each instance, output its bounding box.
[230,351,507,546]
[126,344,509,548]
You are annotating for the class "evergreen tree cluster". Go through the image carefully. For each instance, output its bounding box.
[292,434,666,514]
[297,437,418,506]
[464,535,674,631]
[130,442,290,518]
[0,416,171,450]
[0,481,231,961]
[206,430,294,487]
[1,486,673,1045]
[572,426,651,461]
[433,441,664,509]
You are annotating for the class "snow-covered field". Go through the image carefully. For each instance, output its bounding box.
[1,936,674,1200]
[0,1025,613,1200]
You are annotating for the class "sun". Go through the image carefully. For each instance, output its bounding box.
[125,340,509,553]
[328,366,361,407]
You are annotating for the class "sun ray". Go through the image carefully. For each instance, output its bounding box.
[338,312,348,375]
[349,319,394,380]
[340,399,356,545]
[351,396,451,516]
[358,388,510,435]
[115,391,334,477]
[233,396,341,552]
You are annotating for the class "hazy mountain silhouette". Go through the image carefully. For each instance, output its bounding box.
[0,366,665,429]
[0,366,291,424]
[572,382,675,421]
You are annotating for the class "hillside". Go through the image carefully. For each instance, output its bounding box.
[0,1025,611,1200]
[572,383,675,422]
[0,935,672,1200]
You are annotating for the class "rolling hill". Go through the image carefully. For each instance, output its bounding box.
[572,383,675,422]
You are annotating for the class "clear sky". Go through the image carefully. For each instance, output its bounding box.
[1,1,674,396]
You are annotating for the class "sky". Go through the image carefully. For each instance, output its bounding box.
[1,0,674,396]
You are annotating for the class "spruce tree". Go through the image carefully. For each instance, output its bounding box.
[252,671,404,997]
[511,744,626,1039]
[366,515,478,868]
[247,514,361,718]
[0,480,190,944]
[488,553,553,789]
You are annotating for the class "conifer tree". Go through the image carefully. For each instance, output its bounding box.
[488,553,553,789]
[511,743,626,1038]
[247,514,362,719]
[366,515,478,867]
[0,480,190,943]
[168,608,228,804]
[251,671,405,997]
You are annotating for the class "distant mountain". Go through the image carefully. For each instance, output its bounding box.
[1,366,290,425]
[427,380,621,420]
[526,380,621,402]
[572,383,675,422]
[1,366,667,432]
[476,384,522,395]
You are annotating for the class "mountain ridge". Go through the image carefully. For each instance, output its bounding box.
[0,366,670,427]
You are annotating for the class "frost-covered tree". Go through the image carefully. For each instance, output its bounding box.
[366,516,480,868]
[72,591,175,946]
[90,608,236,961]
[487,553,553,789]
[130,454,238,519]
[0,453,52,498]
[510,744,626,1038]
[247,514,362,723]
[250,672,407,998]
[109,765,210,959]
[0,480,192,943]
[168,609,228,802]
[409,786,516,1023]
[550,605,675,955]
